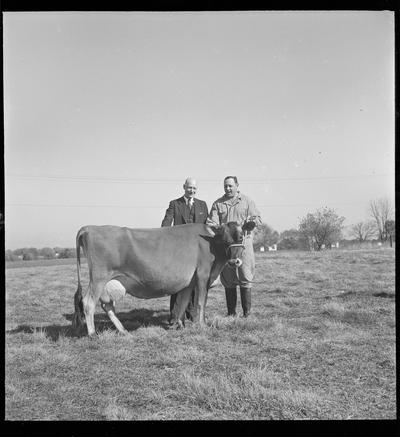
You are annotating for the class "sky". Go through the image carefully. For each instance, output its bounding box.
[3,11,395,249]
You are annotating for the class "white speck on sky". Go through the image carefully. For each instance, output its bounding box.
[4,11,394,249]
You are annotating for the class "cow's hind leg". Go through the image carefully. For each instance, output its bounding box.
[170,287,192,328]
[82,290,97,337]
[193,275,209,327]
[99,279,128,335]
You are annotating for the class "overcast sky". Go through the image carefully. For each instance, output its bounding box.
[4,11,394,249]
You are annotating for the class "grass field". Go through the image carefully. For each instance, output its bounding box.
[5,248,396,420]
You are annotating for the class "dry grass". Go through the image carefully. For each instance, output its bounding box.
[5,248,396,420]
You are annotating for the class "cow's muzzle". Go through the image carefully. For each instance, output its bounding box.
[227,258,243,268]
[226,242,244,268]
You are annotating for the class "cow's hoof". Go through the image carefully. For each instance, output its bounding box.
[169,321,184,330]
[73,326,86,337]
[117,330,130,336]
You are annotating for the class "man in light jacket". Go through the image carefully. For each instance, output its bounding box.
[209,176,261,317]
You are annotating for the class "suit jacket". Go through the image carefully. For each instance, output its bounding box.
[161,196,208,227]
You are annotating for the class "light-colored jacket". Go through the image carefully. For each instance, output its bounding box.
[208,192,262,231]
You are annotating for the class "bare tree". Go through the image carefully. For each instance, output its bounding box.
[349,221,377,243]
[384,219,395,247]
[369,198,394,241]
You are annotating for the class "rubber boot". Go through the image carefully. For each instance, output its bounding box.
[240,287,252,317]
[225,287,237,316]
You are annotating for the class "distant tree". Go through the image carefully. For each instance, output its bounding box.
[253,223,279,250]
[369,198,394,242]
[13,248,24,256]
[349,221,377,243]
[23,251,35,261]
[21,247,39,260]
[38,247,56,259]
[29,247,39,257]
[278,229,309,250]
[299,207,345,251]
[5,249,18,261]
[58,248,76,259]
[384,219,395,247]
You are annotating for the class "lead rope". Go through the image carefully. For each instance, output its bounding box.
[231,230,248,286]
[235,265,241,286]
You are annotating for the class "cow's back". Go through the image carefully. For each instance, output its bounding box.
[80,224,214,295]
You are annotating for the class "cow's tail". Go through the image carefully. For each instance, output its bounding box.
[72,227,86,330]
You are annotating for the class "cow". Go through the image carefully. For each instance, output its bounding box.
[72,221,256,336]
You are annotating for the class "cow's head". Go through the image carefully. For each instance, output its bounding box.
[206,221,250,268]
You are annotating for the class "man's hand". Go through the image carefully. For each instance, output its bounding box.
[243,217,256,232]
[206,218,219,226]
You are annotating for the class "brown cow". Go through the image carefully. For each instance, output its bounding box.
[72,221,255,336]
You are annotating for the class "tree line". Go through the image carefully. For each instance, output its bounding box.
[5,247,78,261]
[5,197,395,260]
[253,197,395,251]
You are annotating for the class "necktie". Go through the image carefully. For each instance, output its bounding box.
[188,198,193,209]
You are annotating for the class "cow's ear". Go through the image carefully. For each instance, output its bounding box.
[242,220,256,232]
[204,221,222,237]
[204,225,216,237]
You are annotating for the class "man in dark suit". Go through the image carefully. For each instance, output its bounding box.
[161,177,208,324]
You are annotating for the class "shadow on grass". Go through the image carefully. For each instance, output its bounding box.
[6,308,171,342]
[372,292,395,298]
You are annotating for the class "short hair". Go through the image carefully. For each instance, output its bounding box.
[184,177,197,187]
[224,175,238,185]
